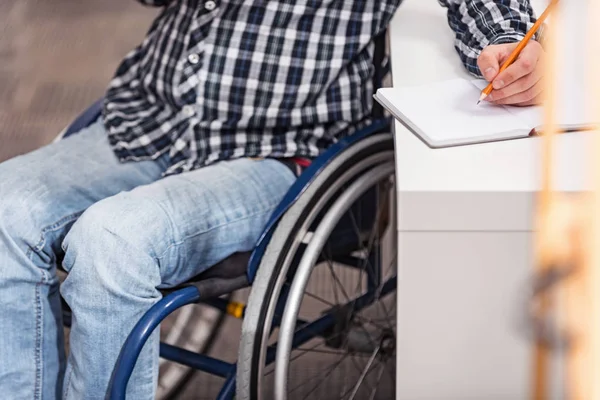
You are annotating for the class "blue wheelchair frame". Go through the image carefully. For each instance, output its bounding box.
[60,32,394,400]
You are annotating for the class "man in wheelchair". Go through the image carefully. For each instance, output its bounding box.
[0,0,544,398]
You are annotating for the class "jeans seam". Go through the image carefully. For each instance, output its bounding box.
[34,283,43,400]
[153,158,295,260]
[24,212,82,398]
[63,366,73,399]
[144,197,176,257]
[150,331,160,396]
[26,211,84,275]
[154,205,276,261]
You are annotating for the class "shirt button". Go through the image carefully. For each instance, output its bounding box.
[204,1,216,11]
[187,53,200,65]
[182,105,195,117]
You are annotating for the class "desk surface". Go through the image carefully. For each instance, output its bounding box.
[389,0,588,193]
[389,5,575,399]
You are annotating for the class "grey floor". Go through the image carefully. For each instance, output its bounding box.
[0,0,157,162]
[1,2,395,399]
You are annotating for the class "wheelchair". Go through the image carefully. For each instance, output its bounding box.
[57,32,397,400]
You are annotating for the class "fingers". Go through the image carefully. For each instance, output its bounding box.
[491,41,543,90]
[513,97,542,107]
[487,69,543,103]
[490,82,544,106]
[477,43,515,82]
[477,40,545,106]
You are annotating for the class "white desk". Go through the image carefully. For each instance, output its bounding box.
[390,1,588,398]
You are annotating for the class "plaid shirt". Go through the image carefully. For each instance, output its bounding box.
[103,0,536,176]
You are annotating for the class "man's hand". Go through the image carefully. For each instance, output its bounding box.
[477,40,545,106]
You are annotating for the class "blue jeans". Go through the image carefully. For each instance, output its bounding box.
[0,118,296,399]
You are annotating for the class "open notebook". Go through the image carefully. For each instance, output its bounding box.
[374,78,593,148]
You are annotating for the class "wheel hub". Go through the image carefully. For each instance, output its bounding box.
[379,329,396,358]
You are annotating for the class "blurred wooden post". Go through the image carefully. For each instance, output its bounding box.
[534,0,600,398]
[532,1,559,397]
[563,0,600,397]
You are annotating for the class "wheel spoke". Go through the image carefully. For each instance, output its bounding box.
[265,320,374,378]
[302,286,390,331]
[356,221,396,333]
[323,245,343,306]
[386,359,396,389]
[303,289,336,307]
[346,185,387,293]
[346,343,381,400]
[376,254,397,299]
[367,362,387,400]
[372,257,397,331]
[265,336,343,377]
[265,300,390,380]
[349,355,374,394]
[375,299,394,330]
[360,184,387,270]
[339,362,383,400]
[289,353,349,398]
[325,254,351,303]
[295,347,372,357]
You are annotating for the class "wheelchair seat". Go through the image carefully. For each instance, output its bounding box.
[172,251,250,299]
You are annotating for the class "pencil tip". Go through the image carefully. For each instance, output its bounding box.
[476,100,481,105]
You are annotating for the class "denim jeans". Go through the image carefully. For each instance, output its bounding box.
[0,118,297,399]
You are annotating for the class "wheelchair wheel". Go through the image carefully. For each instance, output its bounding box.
[238,133,396,400]
[156,300,228,399]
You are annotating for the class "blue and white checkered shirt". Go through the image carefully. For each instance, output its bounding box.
[103,0,537,176]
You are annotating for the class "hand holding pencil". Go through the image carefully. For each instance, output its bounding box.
[476,0,557,106]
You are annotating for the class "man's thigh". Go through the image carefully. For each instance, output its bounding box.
[0,118,166,261]
[92,157,298,288]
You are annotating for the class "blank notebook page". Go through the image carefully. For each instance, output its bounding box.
[470,79,541,128]
[393,79,530,142]
[470,78,590,128]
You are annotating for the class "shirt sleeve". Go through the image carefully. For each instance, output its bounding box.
[438,0,539,77]
[136,0,171,6]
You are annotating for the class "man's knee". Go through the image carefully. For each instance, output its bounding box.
[0,161,57,247]
[60,192,170,291]
[0,161,74,281]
